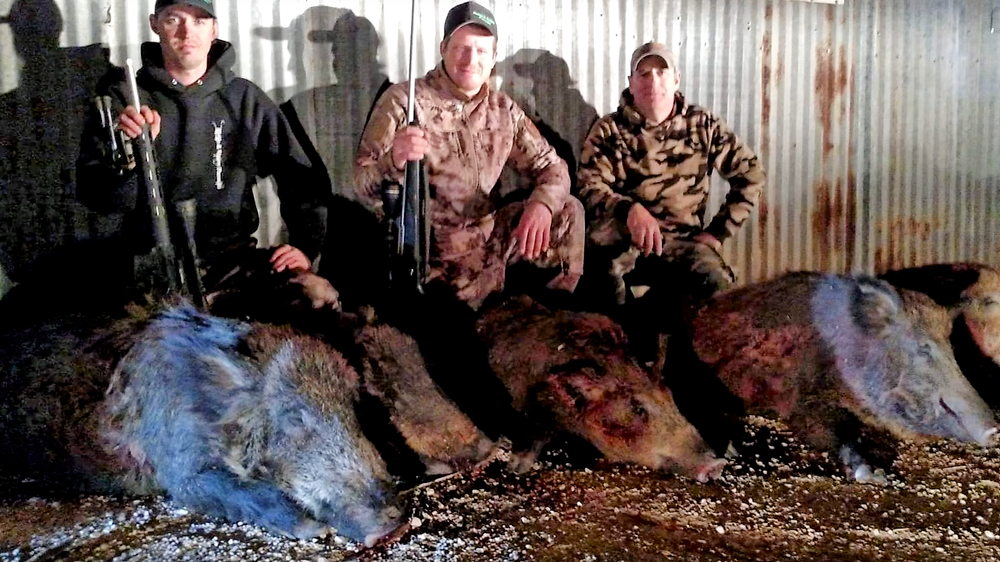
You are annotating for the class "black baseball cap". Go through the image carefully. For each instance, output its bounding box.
[154,0,216,18]
[444,1,497,40]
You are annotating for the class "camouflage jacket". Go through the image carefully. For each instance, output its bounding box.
[578,90,764,245]
[354,64,569,230]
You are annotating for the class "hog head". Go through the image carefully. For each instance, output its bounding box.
[813,276,999,449]
[479,296,726,482]
[254,331,404,546]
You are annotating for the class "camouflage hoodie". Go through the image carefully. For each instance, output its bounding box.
[354,64,569,230]
[578,89,764,245]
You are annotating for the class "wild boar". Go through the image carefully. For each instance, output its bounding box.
[0,304,404,546]
[880,262,1000,408]
[689,271,999,483]
[476,296,727,483]
[356,323,496,476]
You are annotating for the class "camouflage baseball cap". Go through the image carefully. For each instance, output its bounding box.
[630,41,676,74]
[154,0,216,18]
[444,1,497,39]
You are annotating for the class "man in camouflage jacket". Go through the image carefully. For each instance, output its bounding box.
[577,42,764,360]
[579,42,763,304]
[353,2,584,461]
[355,4,583,310]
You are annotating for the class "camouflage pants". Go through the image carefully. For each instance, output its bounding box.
[427,196,585,309]
[579,236,735,362]
[584,237,734,309]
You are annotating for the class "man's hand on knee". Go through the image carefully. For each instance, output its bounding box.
[270,244,311,273]
[693,232,722,253]
[513,201,552,260]
[627,203,663,256]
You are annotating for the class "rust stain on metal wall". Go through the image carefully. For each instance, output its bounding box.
[812,179,846,270]
[873,218,935,273]
[814,8,849,162]
[844,172,857,271]
[760,34,771,153]
[758,2,773,245]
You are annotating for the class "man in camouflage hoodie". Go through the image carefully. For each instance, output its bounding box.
[577,41,764,358]
[354,2,584,310]
[354,1,584,463]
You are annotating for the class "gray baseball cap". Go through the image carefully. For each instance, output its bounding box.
[630,41,677,74]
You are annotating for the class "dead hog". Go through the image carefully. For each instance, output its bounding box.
[476,296,727,482]
[689,272,999,483]
[356,324,496,475]
[880,263,1000,407]
[0,305,404,546]
[104,305,404,544]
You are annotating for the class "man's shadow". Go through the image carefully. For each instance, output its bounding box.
[496,49,599,198]
[256,7,390,200]
[0,0,118,284]
[255,7,390,310]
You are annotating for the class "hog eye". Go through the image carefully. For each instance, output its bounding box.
[630,399,649,421]
[983,297,999,308]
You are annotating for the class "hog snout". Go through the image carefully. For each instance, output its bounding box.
[979,426,1000,447]
[694,458,728,483]
[363,505,405,547]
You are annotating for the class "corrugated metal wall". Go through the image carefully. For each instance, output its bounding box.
[1,0,998,287]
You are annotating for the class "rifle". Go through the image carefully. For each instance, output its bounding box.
[123,59,205,307]
[384,0,430,295]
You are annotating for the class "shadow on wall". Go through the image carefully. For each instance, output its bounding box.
[497,49,599,198]
[256,7,390,200]
[0,0,117,282]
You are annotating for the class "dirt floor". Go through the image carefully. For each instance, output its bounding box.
[3,415,1000,562]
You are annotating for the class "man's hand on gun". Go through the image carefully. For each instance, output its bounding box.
[391,126,429,170]
[119,105,162,141]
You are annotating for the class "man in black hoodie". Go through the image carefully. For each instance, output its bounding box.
[77,0,329,302]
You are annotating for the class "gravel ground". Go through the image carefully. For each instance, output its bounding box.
[3,415,1000,562]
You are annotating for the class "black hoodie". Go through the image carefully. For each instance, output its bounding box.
[77,40,329,268]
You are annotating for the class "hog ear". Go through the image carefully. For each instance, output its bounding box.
[879,264,983,307]
[261,343,318,439]
[851,278,901,334]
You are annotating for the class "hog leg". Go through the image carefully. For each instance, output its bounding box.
[166,468,326,539]
[787,406,888,485]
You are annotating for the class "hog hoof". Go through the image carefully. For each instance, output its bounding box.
[840,444,888,485]
[505,437,546,475]
[423,460,457,476]
[724,442,741,459]
[853,465,888,485]
[291,518,330,540]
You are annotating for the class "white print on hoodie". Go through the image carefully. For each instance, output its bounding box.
[213,120,225,190]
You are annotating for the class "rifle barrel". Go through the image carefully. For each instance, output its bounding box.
[125,58,183,296]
